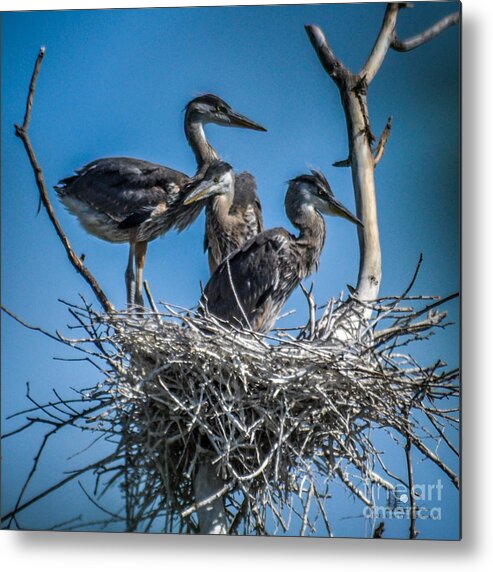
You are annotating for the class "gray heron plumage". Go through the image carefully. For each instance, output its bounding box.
[200,169,363,334]
[55,94,266,308]
[183,162,264,273]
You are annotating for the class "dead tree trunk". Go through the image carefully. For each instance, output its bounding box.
[305,3,459,319]
[193,461,228,534]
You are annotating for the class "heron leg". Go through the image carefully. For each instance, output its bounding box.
[125,241,136,308]
[135,241,148,309]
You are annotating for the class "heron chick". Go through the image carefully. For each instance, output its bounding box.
[199,169,363,334]
[183,161,263,272]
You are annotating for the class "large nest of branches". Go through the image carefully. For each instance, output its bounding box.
[27,287,455,534]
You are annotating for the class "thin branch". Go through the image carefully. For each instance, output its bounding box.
[1,305,64,344]
[2,453,118,524]
[182,481,233,519]
[411,437,459,489]
[20,47,45,133]
[14,48,114,314]
[392,11,460,52]
[225,259,252,331]
[374,116,393,167]
[400,292,459,322]
[404,424,418,539]
[333,157,351,168]
[401,252,423,299]
[300,283,316,340]
[228,496,248,535]
[360,3,401,84]
[143,280,159,315]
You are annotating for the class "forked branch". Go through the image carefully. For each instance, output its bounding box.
[305,2,459,309]
[360,3,401,84]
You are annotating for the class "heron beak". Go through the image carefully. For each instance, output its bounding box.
[227,110,267,132]
[183,180,218,205]
[329,198,364,227]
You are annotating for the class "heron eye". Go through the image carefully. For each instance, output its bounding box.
[217,105,227,114]
[318,189,324,197]
[214,176,220,183]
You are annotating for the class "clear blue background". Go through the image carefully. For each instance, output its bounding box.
[1,2,459,538]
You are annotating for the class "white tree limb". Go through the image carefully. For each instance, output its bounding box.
[305,25,382,311]
[392,11,460,52]
[360,3,401,84]
[304,24,351,86]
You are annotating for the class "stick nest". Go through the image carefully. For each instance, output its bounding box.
[3,287,459,534]
[53,290,457,534]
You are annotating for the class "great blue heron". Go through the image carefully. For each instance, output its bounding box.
[55,94,266,308]
[200,169,363,334]
[183,161,263,273]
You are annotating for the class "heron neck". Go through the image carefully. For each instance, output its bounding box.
[293,208,327,275]
[185,119,220,169]
[208,191,235,229]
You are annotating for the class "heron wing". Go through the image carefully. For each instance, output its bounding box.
[202,228,294,331]
[56,157,189,223]
[117,207,158,229]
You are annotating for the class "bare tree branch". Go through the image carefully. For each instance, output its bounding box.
[307,9,445,309]
[305,23,382,309]
[404,420,418,539]
[392,11,460,52]
[333,157,351,168]
[2,452,118,524]
[305,3,459,313]
[304,24,351,87]
[19,47,45,134]
[14,48,114,314]
[374,116,393,167]
[143,280,159,315]
[360,3,401,84]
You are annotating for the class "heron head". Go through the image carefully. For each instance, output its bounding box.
[185,94,267,132]
[183,161,235,205]
[287,169,363,227]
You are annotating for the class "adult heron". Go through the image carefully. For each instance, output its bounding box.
[199,169,363,334]
[183,161,263,273]
[55,94,266,308]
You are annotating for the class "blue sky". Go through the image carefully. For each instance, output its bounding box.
[1,2,459,537]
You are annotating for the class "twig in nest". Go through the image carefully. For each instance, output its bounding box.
[143,280,161,325]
